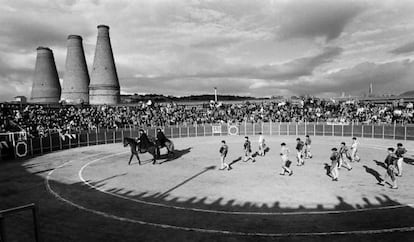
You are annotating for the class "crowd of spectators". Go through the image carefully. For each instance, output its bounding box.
[1,97,413,137]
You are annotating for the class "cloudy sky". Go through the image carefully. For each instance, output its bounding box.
[1,0,414,101]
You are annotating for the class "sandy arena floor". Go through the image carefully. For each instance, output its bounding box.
[2,135,414,241]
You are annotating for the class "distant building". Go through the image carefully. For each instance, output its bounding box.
[13,96,27,104]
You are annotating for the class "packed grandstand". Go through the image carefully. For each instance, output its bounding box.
[1,97,413,138]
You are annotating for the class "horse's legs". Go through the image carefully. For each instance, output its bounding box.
[156,146,160,158]
[151,148,157,165]
[135,153,141,165]
[128,154,134,165]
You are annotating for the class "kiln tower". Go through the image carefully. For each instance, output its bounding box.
[30,47,61,103]
[61,35,90,104]
[89,25,120,105]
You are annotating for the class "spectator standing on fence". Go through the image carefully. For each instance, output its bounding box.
[350,137,361,162]
[279,142,293,176]
[219,140,231,170]
[379,147,398,189]
[304,134,312,159]
[330,148,340,181]
[243,136,255,162]
[295,137,305,166]
[339,142,352,171]
[258,132,266,156]
[395,143,407,177]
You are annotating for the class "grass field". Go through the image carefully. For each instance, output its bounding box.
[1,135,414,242]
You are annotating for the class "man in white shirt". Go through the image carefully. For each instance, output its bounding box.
[350,137,361,162]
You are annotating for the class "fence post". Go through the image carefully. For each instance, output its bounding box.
[341,125,344,137]
[195,124,198,137]
[87,132,90,146]
[171,127,174,138]
[121,130,124,141]
[393,122,396,140]
[96,129,98,145]
[322,123,325,136]
[187,126,190,137]
[203,125,206,136]
[279,122,281,136]
[404,126,407,140]
[129,125,132,137]
[113,131,116,143]
[270,120,272,136]
[253,123,255,135]
[314,123,316,136]
[304,121,307,135]
[59,135,62,150]
[287,124,289,135]
[104,132,107,144]
[296,123,298,136]
[69,133,72,148]
[49,134,52,152]
[351,122,354,137]
[179,126,182,138]
[332,124,334,136]
[372,125,374,139]
[30,138,33,156]
[261,122,264,136]
[362,125,364,138]
[244,121,247,135]
[78,133,81,147]
[40,137,43,155]
[382,125,385,139]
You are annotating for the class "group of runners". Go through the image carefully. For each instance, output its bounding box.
[218,135,408,189]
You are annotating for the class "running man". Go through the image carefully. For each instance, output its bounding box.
[379,147,398,189]
[395,143,407,177]
[243,136,255,162]
[339,142,352,171]
[219,140,231,171]
[304,135,312,159]
[279,142,293,176]
[295,138,305,166]
[350,137,361,162]
[258,133,266,156]
[330,147,340,181]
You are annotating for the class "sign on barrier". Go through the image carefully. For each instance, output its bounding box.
[228,125,239,135]
[15,141,28,157]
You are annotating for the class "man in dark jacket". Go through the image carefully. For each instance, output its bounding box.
[137,129,152,152]
[156,128,168,147]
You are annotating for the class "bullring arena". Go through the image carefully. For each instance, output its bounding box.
[1,123,414,241]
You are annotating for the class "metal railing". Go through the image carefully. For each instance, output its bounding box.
[0,203,41,242]
[1,122,414,160]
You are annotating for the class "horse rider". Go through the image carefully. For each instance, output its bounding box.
[137,129,152,152]
[156,128,168,147]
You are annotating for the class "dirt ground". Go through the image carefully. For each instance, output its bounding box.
[1,135,414,241]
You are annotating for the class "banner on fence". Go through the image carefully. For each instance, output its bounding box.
[212,125,222,134]
[326,121,350,126]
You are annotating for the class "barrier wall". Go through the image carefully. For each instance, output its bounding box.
[1,123,413,160]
